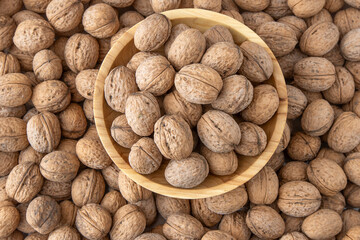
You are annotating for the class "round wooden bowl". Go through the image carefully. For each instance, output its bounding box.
[94,9,288,199]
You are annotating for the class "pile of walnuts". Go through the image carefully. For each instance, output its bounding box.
[0,0,359,240]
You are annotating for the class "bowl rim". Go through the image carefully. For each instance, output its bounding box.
[94,8,288,199]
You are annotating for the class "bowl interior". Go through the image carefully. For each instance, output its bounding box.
[94,9,288,199]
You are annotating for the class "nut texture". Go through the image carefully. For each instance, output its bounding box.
[200,145,238,176]
[33,49,62,81]
[235,122,267,156]
[155,195,190,220]
[163,213,205,240]
[111,114,141,149]
[76,137,112,169]
[287,132,321,161]
[0,117,28,152]
[0,73,32,108]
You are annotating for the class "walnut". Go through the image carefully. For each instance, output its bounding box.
[98,38,111,63]
[200,145,238,176]
[190,199,222,227]
[278,16,307,40]
[337,209,360,239]
[203,25,234,48]
[64,33,99,73]
[0,15,15,51]
[0,201,20,238]
[345,61,360,90]
[23,0,51,13]
[300,22,340,56]
[0,152,17,177]
[56,139,77,155]
[301,209,342,239]
[165,152,209,188]
[242,11,274,31]
[343,90,360,117]
[321,192,346,214]
[75,204,112,240]
[201,230,236,240]
[150,0,181,12]
[33,49,62,81]
[278,49,307,80]
[127,52,159,72]
[287,0,325,18]
[58,103,87,139]
[83,99,94,123]
[135,233,166,240]
[282,214,304,234]
[279,161,308,183]
[13,19,55,54]
[341,28,360,62]
[286,85,307,120]
[344,153,360,186]
[0,177,9,202]
[76,137,112,170]
[344,182,360,207]
[133,0,155,17]
[306,8,333,27]
[100,190,126,215]
[334,8,360,37]
[264,0,292,19]
[59,200,78,227]
[221,10,244,23]
[155,195,190,220]
[75,69,99,100]
[0,73,32,108]
[0,117,28,152]
[71,169,105,207]
[325,0,345,13]
[39,180,71,201]
[266,152,285,171]
[48,226,81,240]
[110,27,130,47]
[194,0,221,12]
[0,105,25,118]
[235,122,267,156]
[101,163,120,190]
[118,171,152,203]
[0,0,22,15]
[317,147,345,167]
[19,146,45,165]
[323,44,345,67]
[198,110,241,153]
[241,84,279,125]
[256,22,298,57]
[287,132,321,161]
[103,0,134,7]
[163,213,205,240]
[294,57,336,92]
[134,194,157,226]
[16,202,34,234]
[323,67,355,104]
[218,211,251,240]
[0,53,19,77]
[110,115,141,149]
[234,0,270,11]
[119,11,144,28]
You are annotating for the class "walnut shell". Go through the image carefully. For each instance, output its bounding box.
[75,69,99,101]
[287,132,321,161]
[127,52,159,72]
[287,0,325,18]
[19,146,45,165]
[346,61,360,90]
[0,15,15,51]
[33,49,62,81]
[328,112,360,153]
[110,204,146,240]
[0,105,26,118]
[83,99,94,123]
[118,171,152,203]
[71,169,105,207]
[241,84,279,125]
[341,28,360,62]
[64,33,99,73]
[256,22,297,57]
[301,209,342,239]
[266,152,285,171]
[306,9,333,27]
[163,213,205,240]
[100,190,126,215]
[0,0,22,15]
[76,137,112,170]
[194,0,221,12]
[0,73,32,108]
[317,147,345,167]
[133,0,155,17]
[76,203,112,240]
[58,103,87,139]
[98,38,111,63]
[324,45,345,68]
[344,182,360,207]
[325,0,344,13]
[246,205,285,239]
[168,29,206,70]
[294,57,336,92]
[334,8,360,37]
[48,226,80,240]
[198,110,241,153]
[300,22,340,57]
[200,145,238,176]
[59,200,78,227]
[8,45,34,72]
[0,178,9,202]
[155,195,190,220]
[150,0,180,12]
[135,233,166,240]
[202,230,236,240]
[343,90,360,117]
[165,152,209,188]
[205,186,248,214]
[23,0,50,13]
[119,11,144,28]
[343,226,360,240]
[16,202,35,234]
[279,161,308,183]
[323,67,355,104]
[286,85,307,120]
[278,16,307,40]
[219,211,251,240]
[191,198,222,227]
[282,214,304,234]
[39,180,71,201]
[111,115,141,149]
[203,25,234,48]
[24,232,49,240]
[221,9,244,22]
[280,232,308,240]
[264,0,292,19]
[164,24,190,57]
[246,166,278,204]
[321,191,346,214]
[101,163,120,190]
[234,0,269,11]
[134,194,157,226]
[0,117,28,152]
[0,152,18,177]
[301,99,334,136]
[278,49,307,80]
[344,152,360,186]
[134,13,171,51]
[0,201,20,238]
[56,139,77,155]
[242,11,274,31]
[338,209,360,239]
[61,72,83,102]
[26,196,61,234]
[235,122,267,156]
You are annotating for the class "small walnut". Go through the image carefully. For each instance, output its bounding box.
[127,52,159,72]
[134,13,171,51]
[164,24,190,56]
[0,73,32,108]
[64,33,99,73]
[194,0,221,12]
[241,84,279,125]
[98,38,111,63]
[198,110,241,153]
[23,0,51,13]
[343,91,360,117]
[343,226,360,240]
[150,0,181,12]
[278,181,321,217]
[200,145,238,176]
[266,152,285,171]
[221,10,244,23]
[201,230,236,240]
[242,11,274,31]
[119,11,144,28]
[325,0,344,12]
[0,152,18,177]
[110,27,130,47]
[0,15,16,51]
[48,226,80,240]
[235,122,267,156]
[190,198,222,227]
[306,9,333,27]
[125,91,161,136]
[0,117,28,152]
[33,49,62,81]
[58,103,87,139]
[282,214,304,234]
[286,85,307,120]
[100,190,126,215]
[83,99,94,123]
[300,22,340,56]
[334,8,360,37]
[165,152,209,188]
[0,105,25,118]
[324,45,345,68]
[155,195,190,220]
[56,139,77,155]
[0,0,22,15]
[338,209,360,239]
[256,22,298,57]
[0,201,20,238]
[345,61,360,90]
[278,49,307,80]
[13,10,44,25]
[75,203,112,240]
[321,192,346,214]
[175,64,222,104]
[75,69,99,101]
[163,213,205,240]
[134,194,157,226]
[26,196,61,234]
[344,152,360,186]
[111,115,141,149]
[344,182,360,207]
[323,67,355,104]
[13,19,55,54]
[203,25,234,48]
[136,56,175,96]
[19,146,45,165]
[135,233,166,240]
[133,0,155,17]
[118,171,152,203]
[71,169,105,207]
[39,180,71,201]
[110,204,146,240]
[278,16,307,40]
[317,147,345,167]
[279,161,308,183]
[287,132,321,161]
[205,186,248,214]
[264,0,292,19]
[101,163,120,190]
[280,232,308,240]
[287,0,325,18]
[16,202,34,234]
[59,200,78,227]
[328,112,360,153]
[294,57,336,92]
[219,211,251,240]
[76,137,112,170]
[234,0,270,11]
[0,177,9,202]
[104,66,137,113]
[246,205,285,239]
[341,28,360,62]
[301,209,342,239]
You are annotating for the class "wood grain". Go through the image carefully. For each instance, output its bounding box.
[94,9,288,199]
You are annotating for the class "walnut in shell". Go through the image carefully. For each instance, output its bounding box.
[264,0,292,19]
[83,99,94,123]
[321,192,346,214]
[306,8,333,27]
[235,122,267,156]
[0,117,28,152]
[0,201,20,238]
[111,114,141,149]
[75,69,99,100]
[202,230,236,240]
[59,200,78,227]
[119,11,144,27]
[155,195,190,220]
[163,213,205,240]
[200,145,238,176]
[134,194,157,226]
[100,190,126,215]
[335,7,360,38]
[48,226,80,240]
[19,146,45,165]
[287,132,321,161]
[343,153,360,186]
[118,171,152,203]
[101,163,120,191]
[266,152,285,171]
[133,0,155,16]
[191,198,222,227]
[279,161,308,183]
[0,15,16,51]
[0,0,22,15]
[203,25,234,48]
[76,137,112,170]
[58,103,87,139]
[278,16,307,40]
[8,45,34,72]
[0,152,18,177]
[23,0,50,13]
[221,10,244,23]
[40,180,71,201]
[344,182,360,207]
[242,11,274,31]
[16,202,35,234]
[219,211,251,240]
[234,0,270,11]
[135,233,166,240]
[33,49,62,81]
[0,105,25,118]
[325,0,344,12]
[287,85,307,120]
[287,0,325,18]
[12,10,44,25]
[194,0,221,12]
[150,0,181,12]
[0,73,32,108]
[165,152,209,188]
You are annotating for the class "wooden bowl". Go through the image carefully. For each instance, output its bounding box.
[94,9,288,199]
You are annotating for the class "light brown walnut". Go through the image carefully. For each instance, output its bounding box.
[203,25,234,48]
[334,7,360,37]
[0,201,20,238]
[48,226,80,240]
[200,145,238,176]
[163,213,205,240]
[190,198,222,227]
[155,195,190,220]
[0,117,28,152]
[219,211,251,240]
[33,49,62,81]
[0,15,16,51]
[235,122,267,156]
[242,11,274,31]
[119,11,144,28]
[75,69,99,100]
[0,73,32,108]
[100,190,126,215]
[118,171,152,203]
[194,0,221,12]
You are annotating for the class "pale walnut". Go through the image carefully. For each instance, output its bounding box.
[0,117,28,152]
[0,52,19,77]
[193,0,221,12]
[39,180,71,201]
[341,29,360,62]
[75,204,112,240]
[75,69,99,100]
[198,110,241,153]
[264,0,292,19]
[135,233,166,240]
[118,171,152,203]
[300,22,340,56]
[191,199,222,227]
[219,211,251,240]
[337,209,360,239]
[100,191,126,215]
[164,23,191,57]
[266,152,285,171]
[200,145,238,176]
[280,232,308,240]
[256,22,297,57]
[48,226,81,240]
[13,19,55,54]
[235,122,267,156]
[323,67,355,104]
[83,99,94,123]
[287,85,307,120]
[287,132,321,161]
[246,205,285,239]
[202,230,236,240]
[0,177,10,202]
[155,195,190,220]
[125,91,161,136]
[48,37,69,70]
[16,203,35,234]
[305,8,333,27]
[287,0,325,18]
[101,163,120,190]
[343,91,360,117]
[33,49,62,81]
[133,0,155,16]
[279,161,308,184]
[150,0,181,12]
[345,61,360,90]
[76,137,112,170]
[110,27,130,47]
[111,114,141,149]
[0,73,32,108]
[0,15,15,51]
[321,192,346,214]
[221,10,244,23]
[0,201,20,238]
[119,11,144,28]
[241,84,279,125]
[23,0,51,13]
[136,56,175,96]
[64,33,99,73]
[344,152,360,186]
[163,213,205,240]
[127,52,159,72]
[103,0,134,7]
[0,0,22,15]
[278,49,307,79]
[325,0,345,13]
[0,152,18,177]
[71,169,105,207]
[323,44,345,67]
[301,209,342,239]
[98,38,111,63]
[134,194,157,226]
[278,16,307,40]
[242,11,274,31]
[282,214,304,234]
[0,105,25,118]
[175,64,223,104]
[205,186,248,215]
[334,8,360,37]
[165,152,209,188]
[344,182,360,207]
[294,57,336,92]
[8,45,34,72]
[19,146,45,165]
[59,103,87,139]
[203,25,234,48]
[59,200,78,227]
